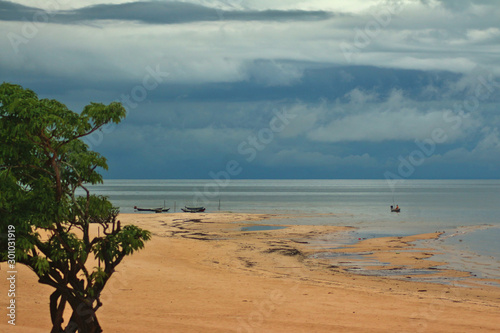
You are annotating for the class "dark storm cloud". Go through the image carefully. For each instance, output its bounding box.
[0,0,334,25]
[1,0,499,179]
[0,1,39,21]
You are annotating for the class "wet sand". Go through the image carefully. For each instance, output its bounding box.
[1,213,500,332]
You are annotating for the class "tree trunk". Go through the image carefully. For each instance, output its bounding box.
[49,290,66,333]
[64,300,102,333]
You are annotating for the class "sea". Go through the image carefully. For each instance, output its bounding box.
[81,179,500,282]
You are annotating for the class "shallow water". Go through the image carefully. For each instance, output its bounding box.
[81,179,500,280]
[419,225,500,280]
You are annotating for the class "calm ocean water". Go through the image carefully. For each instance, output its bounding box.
[81,179,500,280]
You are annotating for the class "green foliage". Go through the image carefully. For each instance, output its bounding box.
[0,82,151,331]
[34,257,50,275]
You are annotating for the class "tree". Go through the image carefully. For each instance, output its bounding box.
[0,83,151,332]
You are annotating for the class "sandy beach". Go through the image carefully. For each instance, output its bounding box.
[2,212,500,332]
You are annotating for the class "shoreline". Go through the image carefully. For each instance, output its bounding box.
[1,212,499,332]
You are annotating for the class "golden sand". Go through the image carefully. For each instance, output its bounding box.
[1,213,499,332]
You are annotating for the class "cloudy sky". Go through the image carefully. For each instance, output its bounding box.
[1,0,499,179]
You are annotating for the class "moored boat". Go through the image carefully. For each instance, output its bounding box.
[181,206,206,213]
[134,206,170,213]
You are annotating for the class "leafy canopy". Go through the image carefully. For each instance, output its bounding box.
[0,82,151,332]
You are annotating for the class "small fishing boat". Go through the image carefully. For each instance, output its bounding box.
[134,206,170,213]
[181,206,206,213]
[390,205,400,213]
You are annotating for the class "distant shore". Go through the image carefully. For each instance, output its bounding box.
[2,212,500,332]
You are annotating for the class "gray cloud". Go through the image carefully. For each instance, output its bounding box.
[425,0,500,11]
[2,0,500,179]
[0,1,39,21]
[0,0,334,25]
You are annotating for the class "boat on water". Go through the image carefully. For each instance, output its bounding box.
[134,206,170,213]
[390,205,400,213]
[181,206,206,213]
